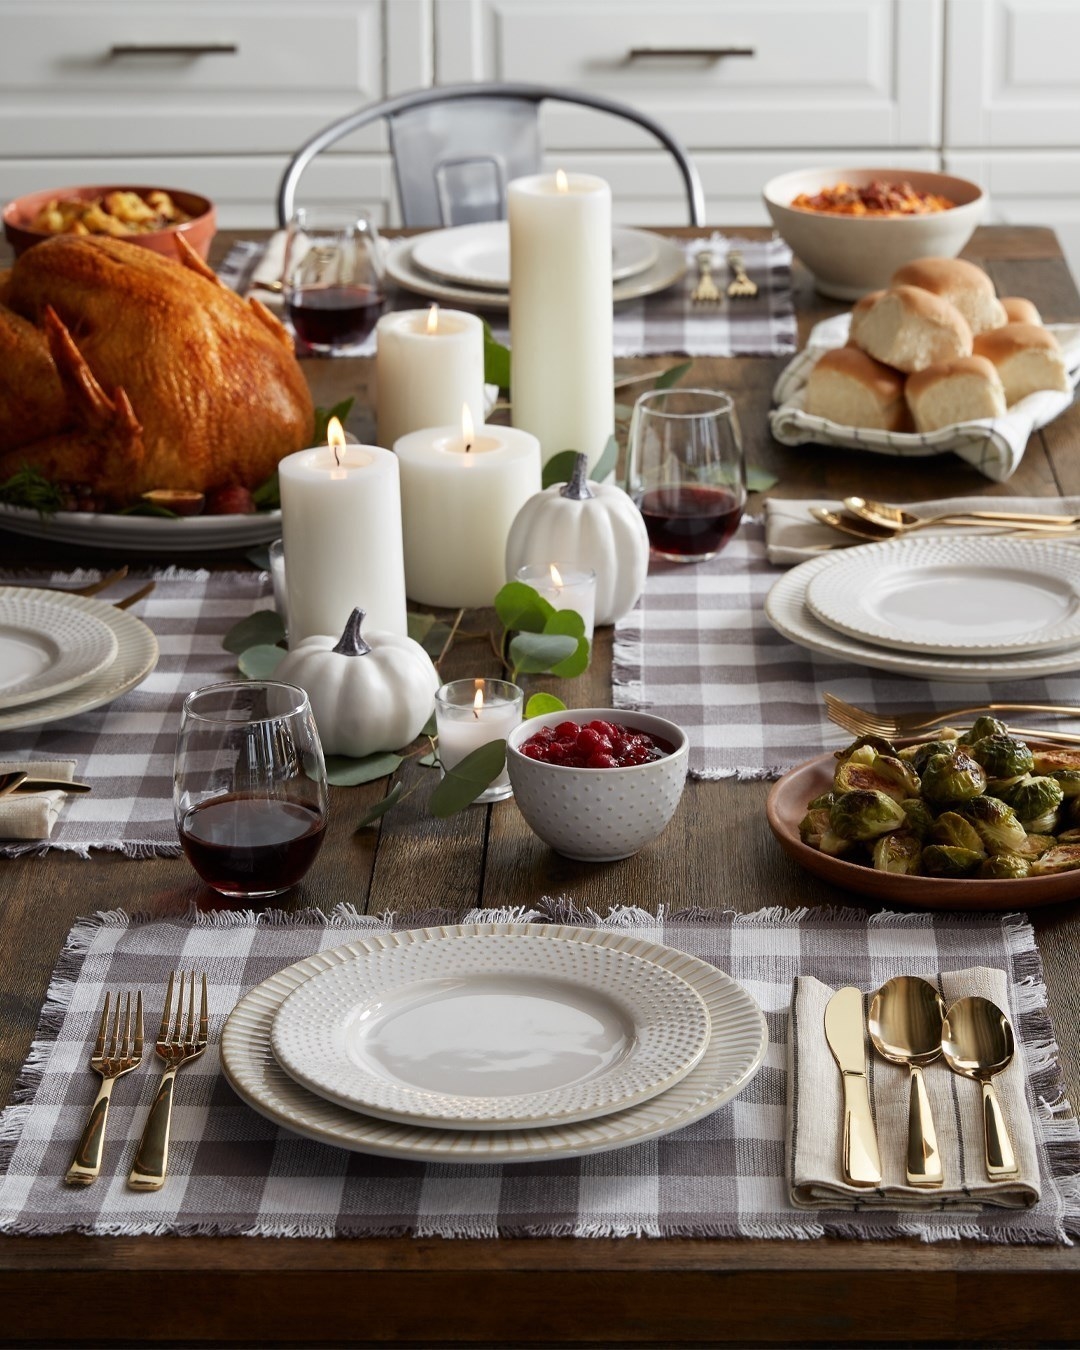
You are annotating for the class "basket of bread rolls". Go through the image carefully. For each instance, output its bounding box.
[769,256,1080,482]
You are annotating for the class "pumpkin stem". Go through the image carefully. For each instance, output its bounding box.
[332,607,373,657]
[560,452,594,502]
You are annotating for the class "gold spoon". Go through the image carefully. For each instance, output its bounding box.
[844,496,1080,531]
[0,772,92,796]
[811,507,895,542]
[868,976,946,1188]
[942,995,1020,1181]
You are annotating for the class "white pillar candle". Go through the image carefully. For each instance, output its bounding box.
[514,562,597,641]
[376,306,485,450]
[435,678,524,803]
[279,428,408,645]
[508,171,614,471]
[394,416,541,609]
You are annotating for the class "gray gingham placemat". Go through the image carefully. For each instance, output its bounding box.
[612,519,1080,780]
[0,901,1077,1242]
[218,233,797,360]
[0,569,274,857]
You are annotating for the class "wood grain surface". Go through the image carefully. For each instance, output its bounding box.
[0,227,1079,1348]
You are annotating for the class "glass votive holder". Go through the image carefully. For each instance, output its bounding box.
[513,562,597,640]
[434,678,524,803]
[268,538,289,639]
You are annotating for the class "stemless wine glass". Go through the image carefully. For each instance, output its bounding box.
[626,388,746,562]
[174,681,328,900]
[282,208,384,353]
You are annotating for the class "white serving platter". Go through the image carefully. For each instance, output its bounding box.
[0,502,282,553]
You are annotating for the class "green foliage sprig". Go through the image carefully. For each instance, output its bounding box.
[0,464,66,517]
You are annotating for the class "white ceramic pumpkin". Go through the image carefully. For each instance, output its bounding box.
[505,454,650,625]
[275,608,439,758]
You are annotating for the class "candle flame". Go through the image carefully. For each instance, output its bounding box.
[327,416,347,468]
[461,402,474,453]
[473,680,484,718]
[549,563,564,588]
[555,169,569,194]
[426,304,439,334]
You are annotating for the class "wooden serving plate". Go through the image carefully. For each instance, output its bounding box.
[766,747,1080,910]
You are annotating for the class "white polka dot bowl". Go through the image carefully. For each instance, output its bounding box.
[505,708,689,862]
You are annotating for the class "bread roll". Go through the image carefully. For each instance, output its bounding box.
[849,285,973,374]
[1000,296,1042,326]
[905,356,1007,433]
[890,257,1007,335]
[804,347,908,431]
[972,323,1071,404]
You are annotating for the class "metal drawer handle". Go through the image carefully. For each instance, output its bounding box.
[108,43,239,58]
[627,46,756,59]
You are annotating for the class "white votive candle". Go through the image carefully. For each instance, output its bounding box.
[279,422,408,645]
[376,306,485,450]
[514,562,597,641]
[508,171,614,471]
[395,413,541,609]
[435,678,524,803]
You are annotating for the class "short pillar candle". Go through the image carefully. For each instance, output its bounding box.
[434,678,524,803]
[376,306,485,450]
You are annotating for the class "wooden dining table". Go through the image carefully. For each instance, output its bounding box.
[1,225,1079,1348]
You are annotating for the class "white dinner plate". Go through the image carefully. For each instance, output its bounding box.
[765,552,1080,683]
[0,502,282,554]
[805,536,1080,657]
[385,233,688,311]
[270,930,711,1130]
[0,588,158,731]
[0,593,118,710]
[221,922,768,1165]
[410,223,659,290]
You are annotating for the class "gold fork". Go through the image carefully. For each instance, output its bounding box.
[128,971,208,1191]
[726,249,758,299]
[690,249,722,304]
[65,990,144,1186]
[824,691,1080,741]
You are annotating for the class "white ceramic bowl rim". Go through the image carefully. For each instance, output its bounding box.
[506,707,689,774]
[762,166,985,214]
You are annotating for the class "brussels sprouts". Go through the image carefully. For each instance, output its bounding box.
[959,795,1028,855]
[1031,748,1080,775]
[872,833,922,874]
[920,749,987,806]
[808,791,836,811]
[833,735,898,761]
[958,716,1009,745]
[971,734,1034,785]
[829,789,908,841]
[1031,844,1080,876]
[819,829,854,858]
[834,753,920,802]
[909,740,964,774]
[1015,833,1056,859]
[921,844,983,877]
[977,853,1031,880]
[901,797,935,840]
[799,807,832,849]
[1055,828,1080,845]
[1047,770,1080,800]
[929,811,986,856]
[1008,776,1065,826]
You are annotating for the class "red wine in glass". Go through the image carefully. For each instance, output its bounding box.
[287,284,384,348]
[637,484,743,560]
[179,794,326,898]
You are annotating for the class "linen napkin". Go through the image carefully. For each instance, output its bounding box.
[790,968,1040,1211]
[769,314,1080,483]
[763,495,1080,565]
[0,759,76,840]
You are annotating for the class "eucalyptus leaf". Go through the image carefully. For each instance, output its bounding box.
[237,643,286,679]
[509,631,578,675]
[418,751,439,767]
[746,466,780,492]
[325,751,403,786]
[494,581,554,634]
[313,398,355,444]
[613,402,635,420]
[541,449,580,490]
[549,636,590,679]
[429,740,507,817]
[421,622,452,657]
[543,608,586,640]
[223,609,286,654]
[251,471,280,510]
[592,433,617,484]
[482,321,511,389]
[245,545,271,571]
[421,713,437,738]
[354,780,405,829]
[407,611,436,643]
[525,692,567,718]
[654,360,692,390]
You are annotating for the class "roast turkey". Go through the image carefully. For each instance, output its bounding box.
[0,234,314,504]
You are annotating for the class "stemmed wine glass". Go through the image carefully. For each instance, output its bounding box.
[626,388,746,562]
[174,681,328,899]
[282,208,384,352]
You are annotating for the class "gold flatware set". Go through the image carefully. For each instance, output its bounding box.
[690,248,759,304]
[825,981,1018,1188]
[812,496,1080,545]
[66,971,208,1190]
[824,691,1080,746]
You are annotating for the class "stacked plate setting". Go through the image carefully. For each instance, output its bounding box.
[0,585,158,731]
[765,535,1080,682]
[386,222,687,309]
[221,922,769,1164]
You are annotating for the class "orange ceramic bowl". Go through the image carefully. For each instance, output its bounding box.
[3,185,216,261]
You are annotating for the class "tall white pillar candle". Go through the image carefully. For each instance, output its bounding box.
[279,434,408,644]
[395,418,541,609]
[508,171,614,471]
[376,306,485,450]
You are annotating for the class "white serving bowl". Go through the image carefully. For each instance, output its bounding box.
[505,708,689,862]
[763,167,986,300]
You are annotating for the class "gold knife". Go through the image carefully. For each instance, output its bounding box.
[824,987,882,1188]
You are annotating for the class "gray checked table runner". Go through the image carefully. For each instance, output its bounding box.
[0,902,1077,1242]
